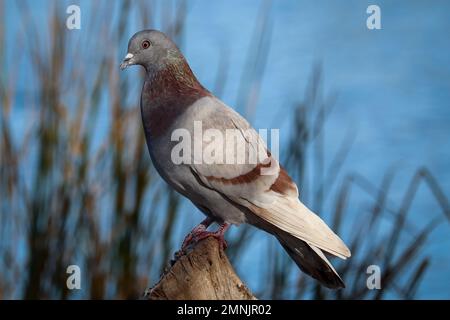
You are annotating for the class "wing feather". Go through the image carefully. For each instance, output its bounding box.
[188,97,351,259]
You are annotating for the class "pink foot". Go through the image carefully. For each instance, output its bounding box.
[180,219,230,252]
[192,223,230,250]
[181,217,213,251]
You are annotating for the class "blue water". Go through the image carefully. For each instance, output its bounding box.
[3,0,450,298]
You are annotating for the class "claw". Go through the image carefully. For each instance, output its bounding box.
[180,217,213,251]
[191,229,228,250]
[180,219,230,253]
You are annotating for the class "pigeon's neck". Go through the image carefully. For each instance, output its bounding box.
[141,59,210,138]
[145,58,207,99]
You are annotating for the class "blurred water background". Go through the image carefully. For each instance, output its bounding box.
[1,0,449,299]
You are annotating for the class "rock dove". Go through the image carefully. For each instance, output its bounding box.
[120,30,351,289]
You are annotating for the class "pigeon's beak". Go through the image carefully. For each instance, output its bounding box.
[120,53,135,70]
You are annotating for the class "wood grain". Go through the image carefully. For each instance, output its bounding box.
[145,237,256,300]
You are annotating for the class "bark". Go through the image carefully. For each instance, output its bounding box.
[144,237,256,300]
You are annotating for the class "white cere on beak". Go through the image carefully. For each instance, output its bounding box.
[120,53,135,70]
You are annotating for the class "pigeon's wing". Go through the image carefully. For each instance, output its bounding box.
[190,98,351,259]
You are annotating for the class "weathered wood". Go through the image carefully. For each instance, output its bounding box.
[145,237,256,300]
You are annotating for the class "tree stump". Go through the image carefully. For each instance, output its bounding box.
[145,237,256,300]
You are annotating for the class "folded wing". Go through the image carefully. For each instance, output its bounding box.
[190,98,351,259]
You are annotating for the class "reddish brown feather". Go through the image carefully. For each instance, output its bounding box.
[204,155,297,198]
[205,160,272,185]
[270,167,298,197]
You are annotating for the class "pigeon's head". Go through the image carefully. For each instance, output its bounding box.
[120,30,181,72]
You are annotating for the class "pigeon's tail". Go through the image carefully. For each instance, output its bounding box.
[242,208,346,289]
[275,229,345,289]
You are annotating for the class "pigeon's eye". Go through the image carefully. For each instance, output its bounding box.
[141,40,151,49]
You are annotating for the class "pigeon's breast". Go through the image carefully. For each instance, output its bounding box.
[140,77,210,139]
[139,86,212,197]
[140,94,189,139]
[144,96,214,168]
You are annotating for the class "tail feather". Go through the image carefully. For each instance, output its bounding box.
[276,229,345,289]
[241,203,346,289]
[246,197,351,259]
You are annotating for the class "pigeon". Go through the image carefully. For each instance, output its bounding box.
[120,29,351,289]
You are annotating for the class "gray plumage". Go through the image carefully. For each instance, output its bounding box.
[121,29,351,289]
